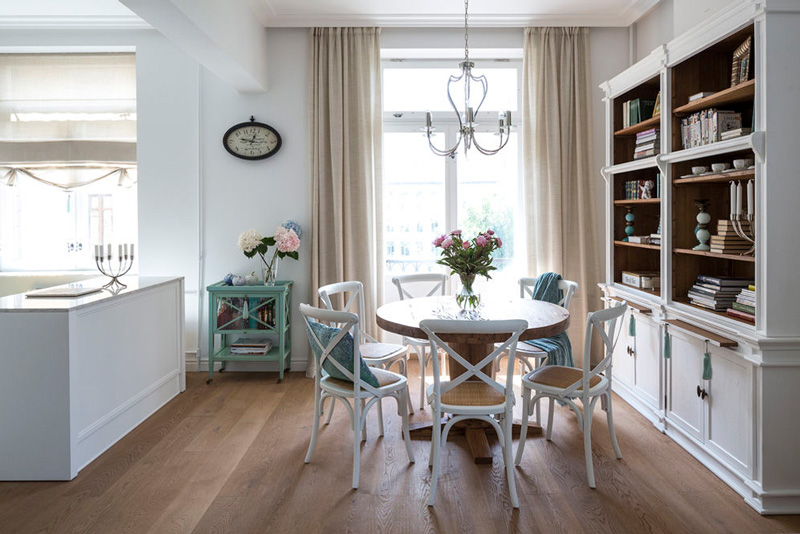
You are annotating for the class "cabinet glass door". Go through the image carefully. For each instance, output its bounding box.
[215,295,277,331]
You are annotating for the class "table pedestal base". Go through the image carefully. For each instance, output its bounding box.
[407,419,542,464]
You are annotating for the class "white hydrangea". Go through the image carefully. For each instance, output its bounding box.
[237,229,262,253]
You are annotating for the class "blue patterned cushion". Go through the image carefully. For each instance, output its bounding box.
[305,320,380,388]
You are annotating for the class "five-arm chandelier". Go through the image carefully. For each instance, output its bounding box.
[425,0,512,157]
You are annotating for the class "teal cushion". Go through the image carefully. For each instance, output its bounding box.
[305,320,380,388]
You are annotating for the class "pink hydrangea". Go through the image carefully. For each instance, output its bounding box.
[432,234,445,247]
[441,237,454,249]
[476,235,488,247]
[462,241,470,249]
[276,228,300,253]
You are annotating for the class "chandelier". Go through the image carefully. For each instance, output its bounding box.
[425,0,512,157]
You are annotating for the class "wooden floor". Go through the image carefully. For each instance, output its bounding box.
[1,365,799,534]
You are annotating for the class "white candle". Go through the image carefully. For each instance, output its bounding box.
[505,110,512,126]
[730,182,736,217]
[107,244,111,259]
[118,244,122,258]
[736,181,743,216]
[130,244,134,257]
[94,245,99,259]
[425,111,431,128]
[498,111,504,128]
[747,180,754,216]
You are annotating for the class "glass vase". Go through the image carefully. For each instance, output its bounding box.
[456,273,480,310]
[261,257,280,286]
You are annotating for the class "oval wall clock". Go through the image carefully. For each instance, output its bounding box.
[222,116,282,160]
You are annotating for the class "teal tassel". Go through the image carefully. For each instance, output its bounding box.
[629,315,636,337]
[702,341,712,380]
[664,329,671,359]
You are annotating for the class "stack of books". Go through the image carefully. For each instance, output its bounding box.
[680,109,742,149]
[230,336,273,355]
[634,128,660,160]
[711,220,752,254]
[727,285,756,324]
[622,98,657,128]
[624,174,661,199]
[721,127,752,142]
[687,275,753,312]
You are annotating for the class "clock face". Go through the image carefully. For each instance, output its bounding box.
[223,119,282,160]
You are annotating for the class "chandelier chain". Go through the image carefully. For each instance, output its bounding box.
[464,0,469,63]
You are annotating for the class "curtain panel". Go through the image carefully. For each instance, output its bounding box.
[522,27,602,366]
[308,28,384,376]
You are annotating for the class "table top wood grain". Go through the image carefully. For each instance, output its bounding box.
[376,296,570,344]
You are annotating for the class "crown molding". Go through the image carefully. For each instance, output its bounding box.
[0,15,150,30]
[262,0,661,28]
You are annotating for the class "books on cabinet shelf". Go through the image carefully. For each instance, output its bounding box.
[230,336,274,355]
[624,174,661,199]
[688,275,753,312]
[622,98,657,129]
[726,286,756,324]
[634,128,660,159]
[680,109,743,149]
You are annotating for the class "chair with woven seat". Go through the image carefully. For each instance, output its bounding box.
[391,272,448,410]
[420,318,528,508]
[318,281,413,429]
[300,303,414,489]
[514,301,628,488]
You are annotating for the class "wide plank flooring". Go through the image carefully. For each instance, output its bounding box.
[1,365,799,534]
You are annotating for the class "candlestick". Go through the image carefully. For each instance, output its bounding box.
[747,180,754,217]
[95,242,134,293]
[736,182,743,216]
[130,244,134,257]
[730,182,736,217]
[505,110,511,126]
[118,244,122,258]
[124,244,128,258]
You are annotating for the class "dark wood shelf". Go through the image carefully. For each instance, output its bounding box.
[673,298,754,327]
[614,198,661,205]
[673,169,755,185]
[673,79,755,117]
[615,240,661,250]
[673,247,755,262]
[665,319,739,347]
[614,115,661,137]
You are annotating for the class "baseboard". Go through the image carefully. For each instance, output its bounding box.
[188,357,308,373]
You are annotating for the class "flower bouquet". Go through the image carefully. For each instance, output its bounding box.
[238,220,301,285]
[433,229,502,309]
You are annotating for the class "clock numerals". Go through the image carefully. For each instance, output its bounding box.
[223,119,282,160]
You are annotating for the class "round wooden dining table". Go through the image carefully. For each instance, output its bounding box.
[376,295,570,464]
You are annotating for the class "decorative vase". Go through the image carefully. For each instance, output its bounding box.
[261,257,280,285]
[456,273,480,310]
[693,199,711,251]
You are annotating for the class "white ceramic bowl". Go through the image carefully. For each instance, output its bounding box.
[692,166,709,175]
[733,158,754,169]
[712,163,731,172]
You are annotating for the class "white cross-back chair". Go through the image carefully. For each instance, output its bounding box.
[300,303,415,489]
[420,319,528,508]
[391,273,449,410]
[318,281,414,428]
[514,301,628,488]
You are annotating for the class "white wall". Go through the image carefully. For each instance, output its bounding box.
[634,0,738,60]
[0,29,201,356]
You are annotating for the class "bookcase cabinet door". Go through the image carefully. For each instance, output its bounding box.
[613,307,636,388]
[706,347,751,475]
[633,315,661,409]
[667,329,705,442]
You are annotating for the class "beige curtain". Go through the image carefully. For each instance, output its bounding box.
[522,27,601,366]
[308,28,384,376]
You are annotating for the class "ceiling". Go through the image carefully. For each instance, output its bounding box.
[0,0,660,29]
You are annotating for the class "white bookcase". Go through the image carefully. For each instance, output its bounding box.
[599,0,800,515]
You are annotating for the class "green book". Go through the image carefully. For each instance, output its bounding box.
[630,99,640,125]
[732,302,755,314]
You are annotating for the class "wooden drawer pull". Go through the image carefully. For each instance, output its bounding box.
[665,319,737,348]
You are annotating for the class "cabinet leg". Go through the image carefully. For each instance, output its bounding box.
[207,360,214,384]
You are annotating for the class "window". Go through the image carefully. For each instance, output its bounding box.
[0,53,137,272]
[382,58,524,297]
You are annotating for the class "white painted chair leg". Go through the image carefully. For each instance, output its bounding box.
[428,407,441,506]
[504,411,519,508]
[305,387,321,463]
[361,398,369,441]
[353,400,362,489]
[583,400,595,489]
[405,359,415,415]
[376,397,384,437]
[324,397,335,425]
[546,397,555,440]
[419,348,427,410]
[400,388,415,463]
[515,387,531,465]
[605,391,622,459]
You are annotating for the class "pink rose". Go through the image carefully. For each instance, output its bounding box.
[462,241,470,249]
[432,235,445,247]
[487,229,495,235]
[451,229,462,236]
[495,236,502,248]
[476,235,488,247]
[441,237,454,249]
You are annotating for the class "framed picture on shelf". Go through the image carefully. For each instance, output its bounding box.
[652,91,661,118]
[731,36,752,86]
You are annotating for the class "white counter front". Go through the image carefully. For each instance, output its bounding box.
[0,276,185,480]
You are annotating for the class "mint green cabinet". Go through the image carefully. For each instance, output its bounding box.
[206,280,292,383]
